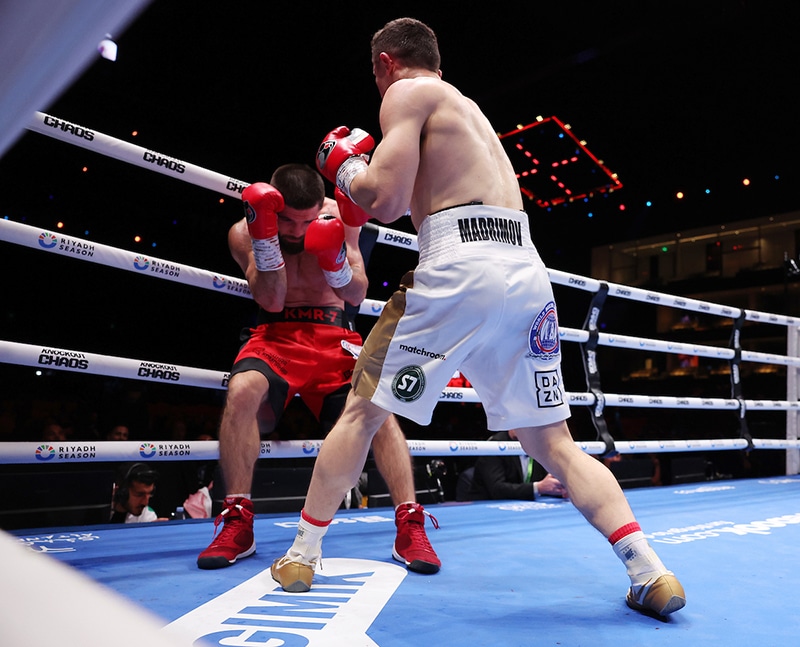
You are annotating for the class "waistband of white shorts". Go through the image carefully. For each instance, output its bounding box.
[416,204,534,264]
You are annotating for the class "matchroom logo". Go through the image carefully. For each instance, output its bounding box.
[163,559,406,647]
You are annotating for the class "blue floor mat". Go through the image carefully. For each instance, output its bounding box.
[8,476,800,646]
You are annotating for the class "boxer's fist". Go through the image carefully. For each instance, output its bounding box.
[242,182,284,239]
[335,187,370,227]
[316,126,374,199]
[305,215,353,288]
[242,182,285,271]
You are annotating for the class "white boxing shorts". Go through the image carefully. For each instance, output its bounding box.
[352,204,571,429]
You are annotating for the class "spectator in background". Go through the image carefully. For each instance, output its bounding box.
[105,424,130,441]
[165,415,188,442]
[42,420,67,442]
[467,429,568,501]
[182,453,215,519]
[109,462,165,523]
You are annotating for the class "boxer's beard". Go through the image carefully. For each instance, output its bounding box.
[280,237,304,255]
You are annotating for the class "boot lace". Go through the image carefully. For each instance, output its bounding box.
[401,503,440,530]
[210,502,253,539]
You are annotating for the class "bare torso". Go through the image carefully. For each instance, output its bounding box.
[394,78,523,230]
[281,251,343,308]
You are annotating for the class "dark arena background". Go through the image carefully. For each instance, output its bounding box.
[2,2,800,646]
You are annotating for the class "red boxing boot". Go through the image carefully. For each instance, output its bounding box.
[197,496,256,569]
[392,502,441,574]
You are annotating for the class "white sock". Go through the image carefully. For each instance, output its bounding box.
[612,530,669,588]
[286,515,329,566]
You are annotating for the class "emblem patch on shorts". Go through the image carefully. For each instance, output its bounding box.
[528,301,560,360]
[535,370,564,408]
[391,365,426,402]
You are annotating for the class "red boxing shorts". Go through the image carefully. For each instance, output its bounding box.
[230,306,363,427]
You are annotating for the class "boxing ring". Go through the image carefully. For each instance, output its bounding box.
[2,113,800,646]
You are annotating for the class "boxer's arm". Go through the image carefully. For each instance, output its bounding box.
[242,182,285,271]
[348,80,428,223]
[228,219,287,312]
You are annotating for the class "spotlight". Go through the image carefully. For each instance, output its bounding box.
[98,34,117,61]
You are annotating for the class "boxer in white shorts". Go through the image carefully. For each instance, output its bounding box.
[273,17,684,618]
[353,203,570,429]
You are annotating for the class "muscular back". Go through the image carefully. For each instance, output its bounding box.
[372,76,523,231]
[413,79,522,227]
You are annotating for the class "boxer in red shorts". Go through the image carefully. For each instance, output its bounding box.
[197,163,439,575]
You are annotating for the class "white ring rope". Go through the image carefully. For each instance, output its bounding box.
[7,111,798,469]
[0,218,385,317]
[2,436,799,466]
[0,218,253,298]
[22,110,800,332]
[2,218,798,368]
[26,112,251,199]
[8,337,798,411]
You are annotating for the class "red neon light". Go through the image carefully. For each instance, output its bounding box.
[498,116,622,208]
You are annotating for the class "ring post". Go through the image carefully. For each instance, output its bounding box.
[729,312,754,450]
[580,281,616,458]
[787,325,800,474]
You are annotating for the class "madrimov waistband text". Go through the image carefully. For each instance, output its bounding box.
[456,216,523,246]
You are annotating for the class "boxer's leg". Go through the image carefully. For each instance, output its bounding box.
[197,371,270,569]
[272,392,389,591]
[371,414,441,574]
[516,422,685,616]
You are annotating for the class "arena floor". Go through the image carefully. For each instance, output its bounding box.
[7,475,800,646]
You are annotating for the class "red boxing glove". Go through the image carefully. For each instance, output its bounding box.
[334,187,370,227]
[242,182,285,271]
[243,182,283,238]
[305,214,352,288]
[316,126,374,201]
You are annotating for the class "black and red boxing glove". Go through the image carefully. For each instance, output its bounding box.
[242,182,285,271]
[305,214,352,288]
[334,187,370,227]
[316,126,374,201]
